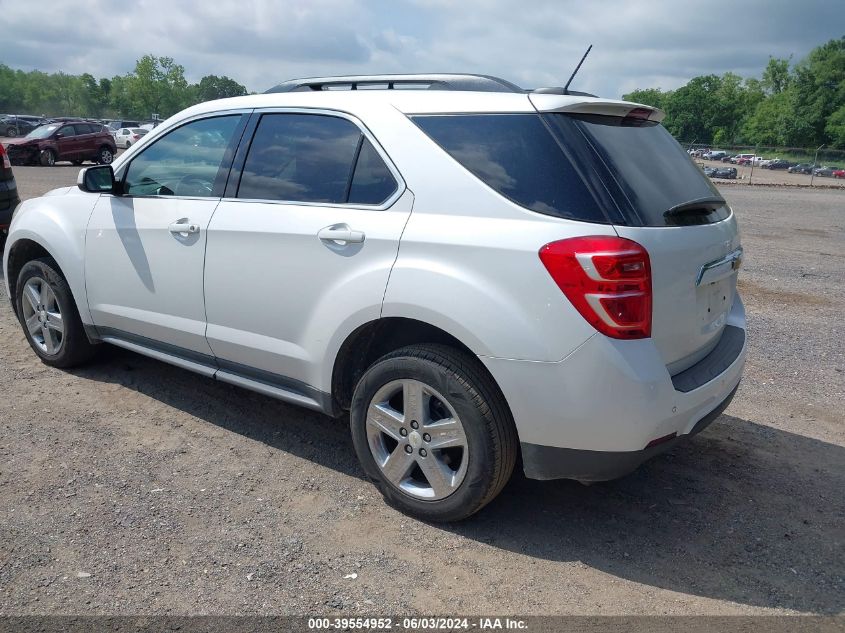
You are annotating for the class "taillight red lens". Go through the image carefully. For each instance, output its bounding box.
[539,236,652,339]
[0,144,10,170]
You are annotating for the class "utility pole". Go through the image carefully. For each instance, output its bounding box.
[748,146,758,185]
[810,144,825,187]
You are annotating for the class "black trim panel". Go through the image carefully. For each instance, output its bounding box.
[94,327,336,415]
[521,384,739,482]
[671,325,745,393]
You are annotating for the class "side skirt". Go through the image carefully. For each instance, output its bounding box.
[94,327,336,416]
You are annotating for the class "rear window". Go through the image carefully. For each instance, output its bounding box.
[548,114,729,226]
[413,114,608,223]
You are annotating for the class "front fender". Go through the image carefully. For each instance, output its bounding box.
[3,190,99,323]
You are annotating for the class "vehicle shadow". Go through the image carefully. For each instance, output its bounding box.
[71,346,843,614]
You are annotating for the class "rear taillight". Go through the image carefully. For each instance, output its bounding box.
[539,236,652,339]
[132,134,140,140]
[0,144,10,169]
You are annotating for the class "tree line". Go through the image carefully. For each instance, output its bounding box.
[0,55,248,120]
[623,37,845,149]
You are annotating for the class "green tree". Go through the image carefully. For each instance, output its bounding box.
[791,37,845,146]
[194,75,248,102]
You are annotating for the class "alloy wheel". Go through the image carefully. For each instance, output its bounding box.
[366,379,469,500]
[21,277,64,355]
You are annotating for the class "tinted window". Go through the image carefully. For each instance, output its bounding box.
[58,125,76,137]
[413,114,606,223]
[348,138,397,205]
[548,114,729,227]
[124,115,242,197]
[75,124,94,135]
[238,114,361,203]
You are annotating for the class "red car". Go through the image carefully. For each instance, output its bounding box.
[5,121,116,166]
[833,169,845,179]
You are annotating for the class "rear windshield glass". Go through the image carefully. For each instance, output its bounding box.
[547,113,729,226]
[413,114,608,223]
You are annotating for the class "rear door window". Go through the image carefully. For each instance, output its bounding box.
[413,114,608,223]
[237,113,363,204]
[348,138,398,205]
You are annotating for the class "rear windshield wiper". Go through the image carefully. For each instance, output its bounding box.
[663,197,726,220]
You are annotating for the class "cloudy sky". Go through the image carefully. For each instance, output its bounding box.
[1,0,842,97]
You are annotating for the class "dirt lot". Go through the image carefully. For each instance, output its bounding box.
[0,168,843,616]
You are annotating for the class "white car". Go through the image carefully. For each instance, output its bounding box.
[114,127,148,149]
[2,74,746,521]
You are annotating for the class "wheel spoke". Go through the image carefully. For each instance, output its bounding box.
[418,455,455,498]
[41,326,56,354]
[425,418,467,450]
[40,283,56,310]
[25,314,41,335]
[368,403,405,440]
[45,311,63,333]
[403,380,427,425]
[380,446,415,486]
[23,283,41,312]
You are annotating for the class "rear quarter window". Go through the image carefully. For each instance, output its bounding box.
[413,114,608,223]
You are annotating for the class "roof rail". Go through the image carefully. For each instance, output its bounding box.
[265,74,524,94]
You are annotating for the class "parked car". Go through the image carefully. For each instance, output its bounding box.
[720,155,736,163]
[788,163,814,174]
[2,73,746,521]
[0,142,20,246]
[813,165,841,177]
[702,166,717,176]
[704,150,727,161]
[107,120,141,134]
[114,127,149,149]
[1,115,45,138]
[732,153,755,165]
[832,169,845,179]
[4,121,117,166]
[711,167,738,179]
[764,159,793,170]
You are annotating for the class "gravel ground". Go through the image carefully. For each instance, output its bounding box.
[0,169,843,616]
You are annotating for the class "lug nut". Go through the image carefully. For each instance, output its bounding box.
[419,449,427,457]
[423,433,431,442]
[400,428,408,437]
[404,445,413,454]
[410,420,419,429]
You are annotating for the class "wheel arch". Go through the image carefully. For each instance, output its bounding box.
[5,222,93,325]
[330,317,514,430]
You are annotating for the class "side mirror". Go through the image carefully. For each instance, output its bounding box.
[78,165,117,193]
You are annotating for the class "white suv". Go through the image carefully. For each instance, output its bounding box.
[3,74,746,521]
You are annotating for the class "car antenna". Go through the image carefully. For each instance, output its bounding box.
[563,44,593,95]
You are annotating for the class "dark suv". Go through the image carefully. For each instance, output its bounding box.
[0,142,20,244]
[5,122,117,166]
[1,115,45,138]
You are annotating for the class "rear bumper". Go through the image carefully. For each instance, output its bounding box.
[481,295,746,481]
[520,383,738,481]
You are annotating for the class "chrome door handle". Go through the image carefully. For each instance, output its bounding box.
[169,221,200,235]
[318,224,365,244]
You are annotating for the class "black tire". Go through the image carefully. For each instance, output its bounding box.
[15,257,98,368]
[125,141,131,148]
[350,344,517,522]
[39,149,56,167]
[6,127,18,138]
[97,146,114,164]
